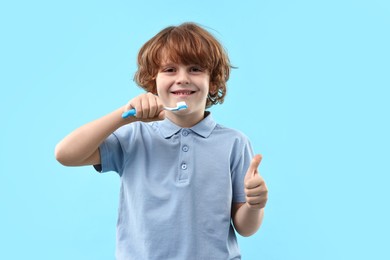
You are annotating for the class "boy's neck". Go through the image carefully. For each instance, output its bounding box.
[165,111,208,128]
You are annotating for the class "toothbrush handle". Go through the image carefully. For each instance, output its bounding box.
[121,109,136,118]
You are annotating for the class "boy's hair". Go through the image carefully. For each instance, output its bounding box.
[134,22,232,108]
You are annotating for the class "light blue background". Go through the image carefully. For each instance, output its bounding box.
[1,0,389,259]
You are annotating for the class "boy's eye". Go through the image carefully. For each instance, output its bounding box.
[190,66,203,72]
[162,67,175,72]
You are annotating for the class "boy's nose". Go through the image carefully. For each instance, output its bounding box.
[176,71,190,85]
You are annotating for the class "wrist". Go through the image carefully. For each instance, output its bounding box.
[245,202,265,212]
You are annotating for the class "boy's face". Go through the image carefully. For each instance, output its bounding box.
[155,61,211,125]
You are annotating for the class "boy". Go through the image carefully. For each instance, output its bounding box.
[55,22,268,259]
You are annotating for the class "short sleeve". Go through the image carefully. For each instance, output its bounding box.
[95,132,125,175]
[231,136,254,203]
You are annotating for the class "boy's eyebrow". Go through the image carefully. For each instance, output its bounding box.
[160,62,175,67]
[159,61,177,67]
[161,62,203,67]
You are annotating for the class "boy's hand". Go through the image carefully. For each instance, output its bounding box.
[244,154,268,210]
[124,92,165,122]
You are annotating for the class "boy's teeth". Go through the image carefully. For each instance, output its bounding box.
[173,91,193,95]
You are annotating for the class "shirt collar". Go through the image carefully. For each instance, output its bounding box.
[159,112,217,139]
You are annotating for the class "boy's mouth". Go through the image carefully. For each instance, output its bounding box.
[171,90,196,96]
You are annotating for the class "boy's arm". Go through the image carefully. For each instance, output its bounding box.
[55,93,164,166]
[232,203,265,237]
[55,107,129,166]
[231,155,268,237]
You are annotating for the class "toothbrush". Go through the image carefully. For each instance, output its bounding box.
[121,101,188,118]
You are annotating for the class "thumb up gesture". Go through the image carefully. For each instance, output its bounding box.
[244,154,268,210]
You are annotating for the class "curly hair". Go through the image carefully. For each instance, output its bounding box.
[134,22,232,108]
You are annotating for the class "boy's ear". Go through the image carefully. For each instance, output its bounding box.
[151,82,158,95]
[209,83,218,95]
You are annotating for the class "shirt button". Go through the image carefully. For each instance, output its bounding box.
[181,163,187,170]
[182,145,189,152]
[182,130,189,136]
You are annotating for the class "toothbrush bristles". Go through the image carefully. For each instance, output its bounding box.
[177,101,188,110]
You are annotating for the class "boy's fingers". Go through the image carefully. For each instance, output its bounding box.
[155,97,164,117]
[148,97,158,117]
[140,98,150,119]
[125,99,136,112]
[123,93,165,121]
[246,154,262,177]
[245,177,262,189]
[251,154,262,171]
[158,110,166,120]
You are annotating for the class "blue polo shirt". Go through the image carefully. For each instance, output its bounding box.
[97,113,254,260]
